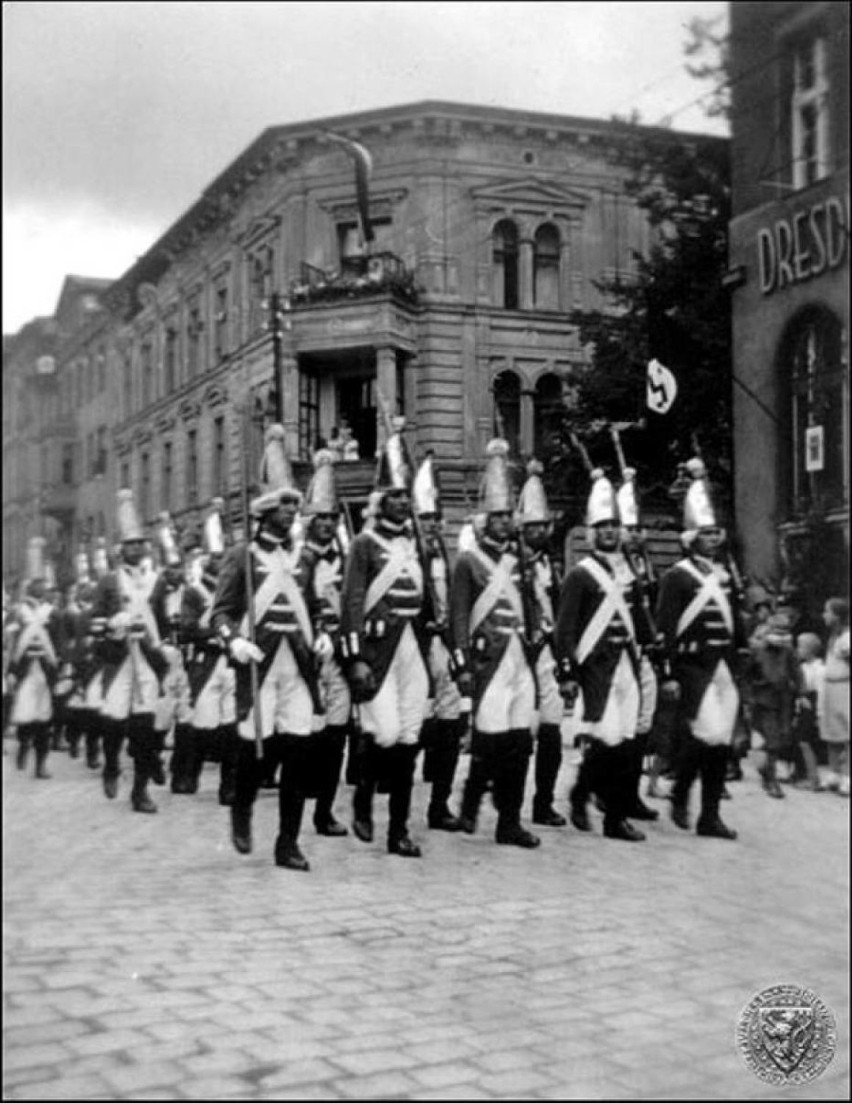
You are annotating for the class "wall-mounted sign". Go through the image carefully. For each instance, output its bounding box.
[757,195,848,296]
[805,425,825,473]
[35,355,56,375]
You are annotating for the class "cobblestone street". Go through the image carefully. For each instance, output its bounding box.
[3,741,849,1101]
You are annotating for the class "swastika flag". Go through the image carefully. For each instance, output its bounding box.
[646,358,678,415]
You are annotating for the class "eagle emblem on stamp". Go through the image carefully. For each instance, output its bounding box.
[737,984,836,1085]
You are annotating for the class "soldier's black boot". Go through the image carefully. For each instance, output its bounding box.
[101,723,123,799]
[169,724,192,793]
[314,725,348,836]
[217,725,239,807]
[66,714,82,759]
[759,753,784,799]
[276,745,310,870]
[150,731,167,787]
[388,745,421,857]
[33,724,52,779]
[670,731,701,831]
[16,727,32,771]
[458,729,492,834]
[568,745,594,832]
[532,723,566,826]
[696,745,738,839]
[131,766,158,814]
[352,741,376,843]
[494,732,540,848]
[84,713,102,769]
[129,722,158,813]
[427,719,463,831]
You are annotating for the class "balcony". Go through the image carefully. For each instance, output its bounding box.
[290,253,418,308]
[40,482,76,520]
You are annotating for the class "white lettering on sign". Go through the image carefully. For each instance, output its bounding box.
[757,195,848,295]
[805,426,824,473]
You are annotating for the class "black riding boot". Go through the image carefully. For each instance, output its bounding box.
[494,730,539,848]
[16,726,32,771]
[670,729,702,830]
[426,719,463,830]
[84,711,102,769]
[33,723,52,779]
[697,745,737,839]
[66,712,83,759]
[601,741,646,841]
[458,729,493,834]
[352,741,376,843]
[388,744,421,856]
[101,721,124,799]
[532,723,566,826]
[313,725,348,835]
[129,722,159,813]
[170,724,194,793]
[217,725,239,806]
[275,736,310,870]
[231,736,263,854]
[625,729,659,820]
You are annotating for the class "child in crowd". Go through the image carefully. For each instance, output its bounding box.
[747,609,798,798]
[792,632,824,791]
[821,597,850,796]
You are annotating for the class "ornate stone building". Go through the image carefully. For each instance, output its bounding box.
[4,101,724,581]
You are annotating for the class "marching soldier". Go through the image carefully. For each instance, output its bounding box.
[616,466,662,822]
[91,489,169,812]
[555,469,650,842]
[299,450,351,836]
[656,459,745,840]
[178,500,238,803]
[7,538,62,779]
[79,538,112,770]
[149,513,193,790]
[211,425,324,872]
[339,418,431,858]
[517,460,567,828]
[61,549,99,760]
[449,439,541,849]
[412,453,466,832]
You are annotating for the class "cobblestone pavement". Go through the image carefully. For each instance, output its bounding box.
[3,738,849,1102]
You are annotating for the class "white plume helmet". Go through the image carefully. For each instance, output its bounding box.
[479,438,515,514]
[155,511,182,567]
[585,468,619,526]
[92,537,111,577]
[303,449,339,516]
[516,459,550,525]
[203,497,226,555]
[412,453,441,517]
[375,416,412,495]
[75,547,92,585]
[616,467,639,528]
[251,424,302,516]
[682,457,717,533]
[116,487,145,542]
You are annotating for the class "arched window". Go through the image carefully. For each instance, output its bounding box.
[493,370,521,454]
[534,224,561,311]
[783,307,847,514]
[493,220,519,310]
[533,373,564,458]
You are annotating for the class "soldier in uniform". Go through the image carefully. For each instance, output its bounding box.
[412,453,466,832]
[211,425,324,872]
[517,460,567,828]
[299,450,351,836]
[656,459,744,840]
[178,500,238,803]
[149,513,193,790]
[449,439,541,849]
[339,419,431,858]
[555,470,650,842]
[91,489,169,813]
[79,538,112,770]
[7,538,62,779]
[61,549,99,760]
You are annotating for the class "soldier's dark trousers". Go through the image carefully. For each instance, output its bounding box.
[422,718,464,818]
[65,711,85,758]
[313,724,347,828]
[80,709,102,769]
[671,735,729,826]
[127,714,160,811]
[17,722,51,778]
[170,724,197,793]
[386,744,419,846]
[493,729,534,837]
[532,723,563,818]
[277,734,313,856]
[571,737,633,830]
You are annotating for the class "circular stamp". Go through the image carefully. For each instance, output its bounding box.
[737,984,836,1085]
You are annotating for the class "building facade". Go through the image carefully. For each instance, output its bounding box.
[727,2,849,612]
[4,101,724,583]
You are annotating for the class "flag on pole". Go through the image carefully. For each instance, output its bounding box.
[646,358,678,415]
[323,132,374,244]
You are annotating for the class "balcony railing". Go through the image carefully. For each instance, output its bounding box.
[290,252,418,307]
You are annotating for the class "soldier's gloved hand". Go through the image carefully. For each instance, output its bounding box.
[348,660,376,702]
[108,611,133,638]
[456,671,474,700]
[229,637,264,665]
[160,643,180,664]
[313,632,334,661]
[559,679,579,707]
[661,678,681,702]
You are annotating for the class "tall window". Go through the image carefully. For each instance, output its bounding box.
[493,220,519,310]
[95,427,107,477]
[249,246,275,333]
[187,298,202,379]
[162,441,173,512]
[140,452,150,521]
[533,373,564,457]
[187,428,198,505]
[213,416,227,496]
[140,340,154,408]
[533,224,561,311]
[299,372,320,458]
[123,353,133,416]
[791,35,830,190]
[164,325,178,393]
[784,307,846,514]
[120,461,130,491]
[96,350,106,393]
[62,443,74,485]
[493,370,521,455]
[213,279,229,363]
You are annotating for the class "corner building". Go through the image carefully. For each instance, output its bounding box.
[727,3,849,612]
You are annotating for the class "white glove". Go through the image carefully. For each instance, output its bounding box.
[160,643,180,664]
[313,632,334,661]
[229,637,264,665]
[108,611,133,638]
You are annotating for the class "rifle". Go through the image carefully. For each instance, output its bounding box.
[240,406,265,762]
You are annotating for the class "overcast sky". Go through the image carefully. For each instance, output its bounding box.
[2,0,729,334]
